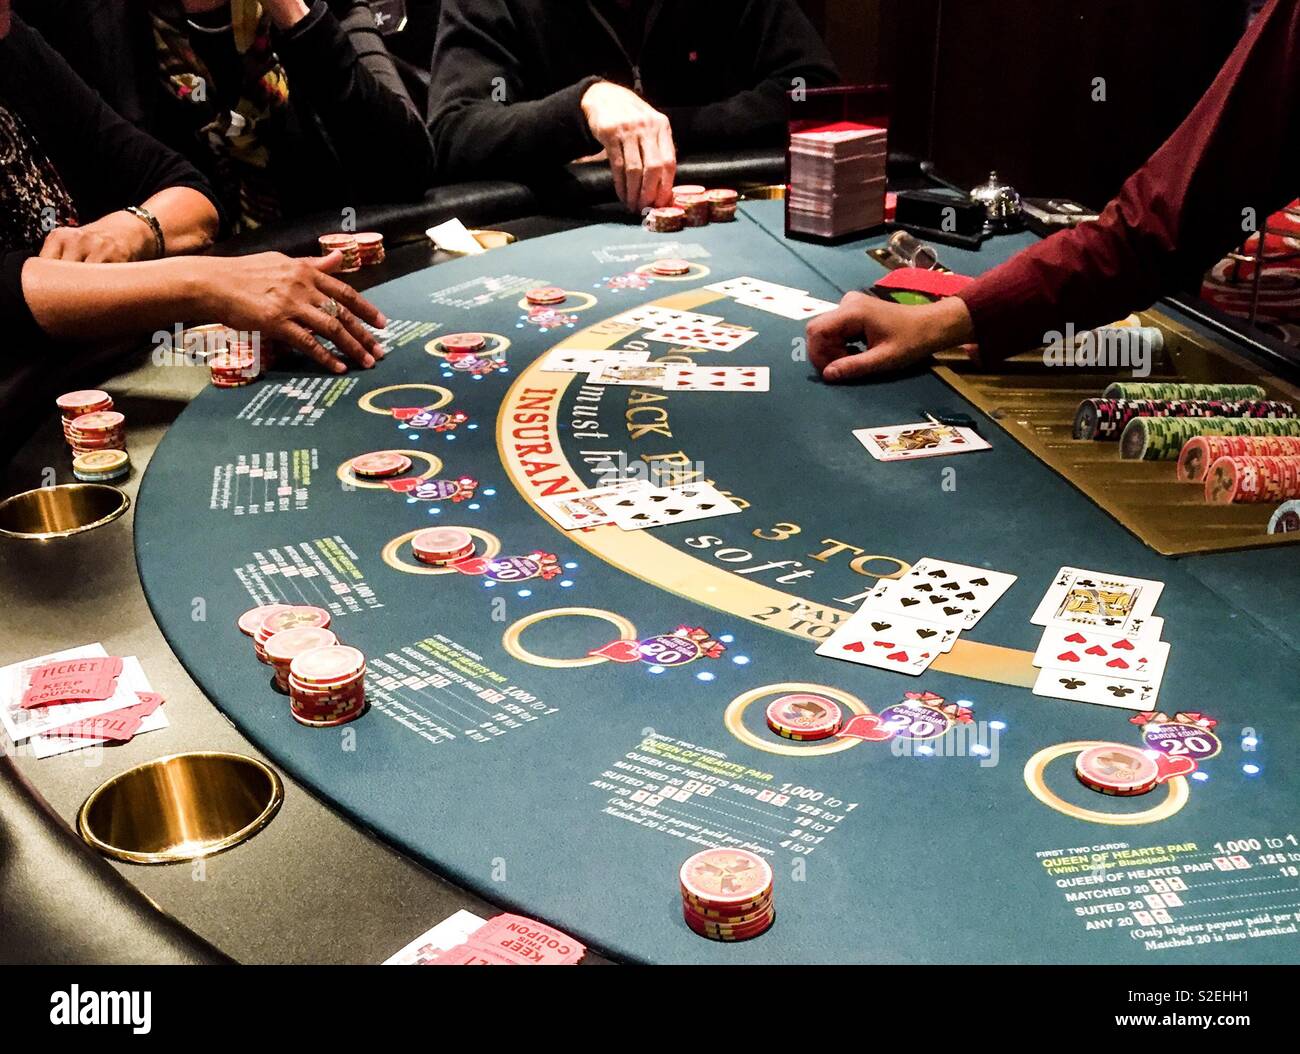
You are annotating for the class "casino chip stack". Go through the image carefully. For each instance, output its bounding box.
[208,345,262,388]
[350,451,412,480]
[288,645,367,726]
[673,192,711,228]
[72,449,130,483]
[706,188,738,222]
[679,848,774,942]
[440,332,487,356]
[765,693,842,741]
[1075,744,1159,797]
[787,123,887,239]
[1205,454,1300,504]
[1177,434,1300,482]
[1119,415,1300,460]
[1073,397,1296,440]
[1104,381,1267,401]
[645,206,685,233]
[264,625,338,692]
[252,605,332,664]
[411,526,475,567]
[525,286,567,306]
[650,258,691,277]
[319,232,362,272]
[66,410,127,455]
[354,232,385,267]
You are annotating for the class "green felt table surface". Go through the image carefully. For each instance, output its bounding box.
[135,202,1300,963]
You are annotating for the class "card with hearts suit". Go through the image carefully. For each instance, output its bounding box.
[1032,626,1170,682]
[816,608,959,676]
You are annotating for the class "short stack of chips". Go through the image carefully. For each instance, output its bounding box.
[208,341,262,388]
[765,693,842,741]
[354,231,385,266]
[350,451,412,480]
[440,332,487,356]
[66,410,127,455]
[1104,381,1267,401]
[72,449,130,483]
[1205,454,1300,504]
[673,190,711,228]
[1075,743,1159,797]
[705,188,738,222]
[288,644,367,726]
[58,389,113,450]
[264,626,339,692]
[411,526,475,567]
[787,122,888,239]
[252,605,332,665]
[525,286,566,306]
[679,848,775,942]
[1073,397,1296,441]
[645,206,685,233]
[1120,415,1300,460]
[319,232,361,273]
[649,258,691,277]
[1177,434,1300,482]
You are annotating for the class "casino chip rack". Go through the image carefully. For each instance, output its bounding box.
[134,202,1300,964]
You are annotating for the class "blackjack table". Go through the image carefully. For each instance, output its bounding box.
[5,200,1300,965]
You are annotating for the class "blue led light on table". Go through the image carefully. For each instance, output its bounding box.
[428,507,441,514]
[647,665,665,675]
[483,488,496,496]
[1242,735,1258,748]
[1192,771,1210,782]
[468,503,480,510]
[696,671,715,683]
[989,720,1007,731]
[971,744,991,756]
[719,634,735,643]
[483,580,495,588]
[915,744,934,756]
[467,423,479,430]
[564,561,578,569]
[517,589,532,598]
[559,580,574,588]
[1243,763,1261,776]
[732,655,750,665]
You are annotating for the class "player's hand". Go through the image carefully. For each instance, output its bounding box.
[196,251,388,373]
[39,212,155,263]
[808,292,977,383]
[581,81,676,213]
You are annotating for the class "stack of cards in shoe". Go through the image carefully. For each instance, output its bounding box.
[536,477,741,532]
[788,122,888,239]
[817,558,1017,676]
[1029,566,1168,710]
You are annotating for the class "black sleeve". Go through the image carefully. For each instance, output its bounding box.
[0,17,224,345]
[426,0,601,179]
[2,19,220,225]
[275,0,435,200]
[659,0,839,149]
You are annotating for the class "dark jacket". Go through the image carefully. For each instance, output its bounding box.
[19,0,434,223]
[0,16,221,344]
[427,0,839,179]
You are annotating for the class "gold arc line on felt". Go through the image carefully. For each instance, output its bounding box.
[357,384,454,415]
[494,290,1038,688]
[501,607,639,668]
[1022,741,1189,825]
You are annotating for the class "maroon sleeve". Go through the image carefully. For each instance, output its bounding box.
[957,0,1300,361]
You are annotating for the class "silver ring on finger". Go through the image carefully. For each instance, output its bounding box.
[320,297,340,318]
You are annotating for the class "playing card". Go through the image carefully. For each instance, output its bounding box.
[642,321,758,352]
[736,293,838,320]
[664,365,770,392]
[611,305,723,329]
[585,362,670,387]
[1032,626,1170,682]
[601,482,741,530]
[536,479,654,529]
[1031,665,1161,710]
[1031,567,1164,631]
[864,559,1017,630]
[705,276,807,300]
[854,422,992,461]
[816,615,949,676]
[538,348,649,373]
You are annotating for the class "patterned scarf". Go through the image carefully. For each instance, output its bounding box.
[0,102,79,253]
[149,1,291,229]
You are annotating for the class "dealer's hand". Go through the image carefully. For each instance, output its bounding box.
[39,211,155,263]
[196,251,388,373]
[581,81,676,213]
[808,292,977,382]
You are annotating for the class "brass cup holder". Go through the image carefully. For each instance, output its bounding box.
[78,752,283,864]
[0,484,129,540]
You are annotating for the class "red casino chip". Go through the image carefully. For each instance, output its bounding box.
[439,332,487,354]
[679,848,773,908]
[1075,743,1159,796]
[525,286,567,306]
[683,905,775,942]
[645,206,685,233]
[765,693,842,740]
[650,258,691,276]
[289,644,365,687]
[671,184,706,198]
[350,451,413,479]
[411,526,476,566]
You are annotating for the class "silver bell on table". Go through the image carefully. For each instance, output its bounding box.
[970,171,1022,230]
